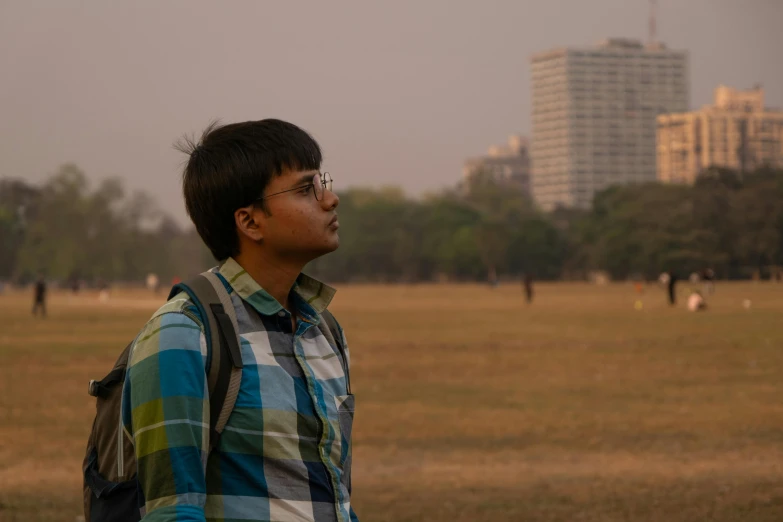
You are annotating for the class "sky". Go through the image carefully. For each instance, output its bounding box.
[1,0,781,225]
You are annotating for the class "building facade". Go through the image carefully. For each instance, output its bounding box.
[463,135,530,195]
[657,85,783,184]
[530,38,689,209]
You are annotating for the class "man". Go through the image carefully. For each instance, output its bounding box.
[32,274,46,317]
[665,270,678,306]
[522,273,534,304]
[701,267,716,295]
[121,120,357,522]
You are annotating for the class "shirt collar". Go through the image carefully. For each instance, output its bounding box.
[217,257,336,317]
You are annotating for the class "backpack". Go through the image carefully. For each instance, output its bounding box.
[82,271,347,522]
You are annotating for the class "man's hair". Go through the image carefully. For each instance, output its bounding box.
[176,119,322,261]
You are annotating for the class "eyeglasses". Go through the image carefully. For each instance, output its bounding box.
[257,172,333,202]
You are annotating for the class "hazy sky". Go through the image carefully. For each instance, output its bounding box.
[1,1,781,225]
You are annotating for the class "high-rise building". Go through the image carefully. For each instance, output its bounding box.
[463,135,530,195]
[657,85,783,184]
[530,38,689,210]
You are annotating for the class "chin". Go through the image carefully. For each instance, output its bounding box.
[307,236,339,259]
[325,234,340,252]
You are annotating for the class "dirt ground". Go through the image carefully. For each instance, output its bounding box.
[1,281,782,521]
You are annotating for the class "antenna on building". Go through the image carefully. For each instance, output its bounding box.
[649,0,658,45]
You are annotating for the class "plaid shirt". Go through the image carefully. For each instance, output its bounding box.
[121,258,357,522]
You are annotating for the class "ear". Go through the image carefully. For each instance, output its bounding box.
[234,205,265,243]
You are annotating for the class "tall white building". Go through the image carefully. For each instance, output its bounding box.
[530,38,689,210]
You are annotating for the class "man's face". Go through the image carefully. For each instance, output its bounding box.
[257,169,340,262]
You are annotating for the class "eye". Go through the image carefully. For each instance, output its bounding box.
[298,185,313,195]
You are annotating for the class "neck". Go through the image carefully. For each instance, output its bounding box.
[233,249,305,312]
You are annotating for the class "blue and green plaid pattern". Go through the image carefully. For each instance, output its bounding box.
[121,258,357,522]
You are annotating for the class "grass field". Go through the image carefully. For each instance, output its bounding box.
[1,281,783,521]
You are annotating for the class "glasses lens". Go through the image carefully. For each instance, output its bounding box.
[312,172,332,201]
[313,172,323,201]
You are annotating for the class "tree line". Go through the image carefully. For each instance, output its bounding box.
[2,164,782,286]
[0,164,209,286]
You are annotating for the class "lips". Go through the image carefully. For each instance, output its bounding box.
[328,215,339,230]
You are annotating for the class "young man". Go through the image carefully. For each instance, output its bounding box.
[121,120,357,521]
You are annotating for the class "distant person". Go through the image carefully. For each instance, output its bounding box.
[523,273,534,303]
[487,268,499,288]
[702,268,716,295]
[118,120,358,521]
[666,271,678,306]
[69,272,81,294]
[145,272,160,294]
[687,290,707,312]
[32,275,47,317]
[97,278,110,302]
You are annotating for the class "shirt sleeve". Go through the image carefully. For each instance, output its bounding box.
[122,311,209,522]
[339,322,358,522]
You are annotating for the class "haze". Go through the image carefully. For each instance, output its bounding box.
[1,0,780,225]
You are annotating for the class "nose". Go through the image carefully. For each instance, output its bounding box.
[322,186,339,210]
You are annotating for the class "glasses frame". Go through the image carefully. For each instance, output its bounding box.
[256,172,333,202]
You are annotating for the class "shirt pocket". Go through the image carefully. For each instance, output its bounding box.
[335,394,355,442]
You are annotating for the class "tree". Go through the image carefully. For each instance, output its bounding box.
[0,179,41,279]
[4,164,783,285]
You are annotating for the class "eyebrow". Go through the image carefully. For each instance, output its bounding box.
[288,172,317,189]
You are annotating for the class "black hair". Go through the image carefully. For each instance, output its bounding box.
[176,119,322,261]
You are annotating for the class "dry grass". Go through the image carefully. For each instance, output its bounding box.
[1,282,783,521]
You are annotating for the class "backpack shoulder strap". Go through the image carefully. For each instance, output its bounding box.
[171,271,243,452]
[318,309,351,394]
